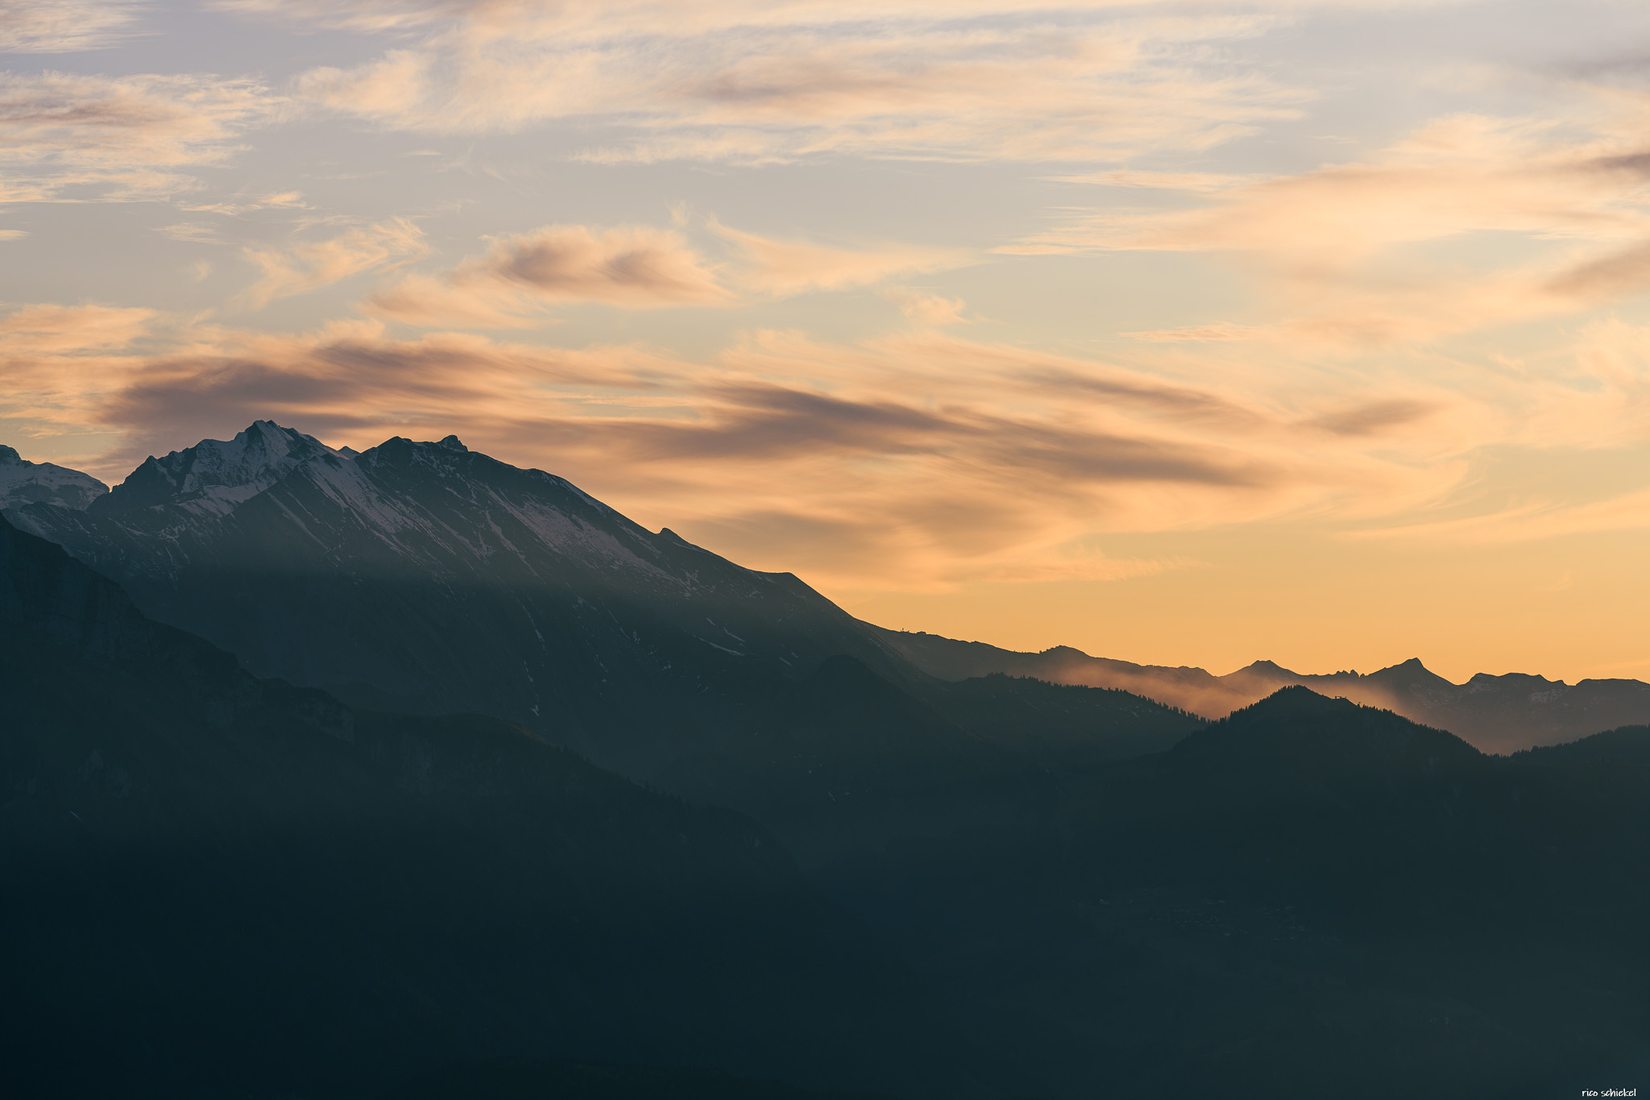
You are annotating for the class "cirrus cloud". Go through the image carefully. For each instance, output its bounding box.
[0,69,276,203]
[0,0,144,53]
[370,219,971,326]
[268,4,1305,166]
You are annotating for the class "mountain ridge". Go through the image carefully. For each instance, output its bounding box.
[7,425,1644,762]
[880,628,1650,752]
[0,443,108,511]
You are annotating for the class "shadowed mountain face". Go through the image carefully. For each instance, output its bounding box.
[880,629,1650,752]
[0,516,964,1100]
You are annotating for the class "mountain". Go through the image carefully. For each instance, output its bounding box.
[0,514,967,1100]
[890,688,1650,1099]
[880,629,1650,752]
[7,433,1650,1100]
[0,443,107,510]
[1,426,1196,833]
[8,426,907,763]
[1166,683,1483,783]
[95,418,334,516]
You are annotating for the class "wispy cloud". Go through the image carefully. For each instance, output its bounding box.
[371,223,729,324]
[264,4,1305,166]
[371,219,969,325]
[241,218,428,309]
[0,1,145,53]
[1014,104,1650,348]
[0,70,275,202]
[712,219,970,295]
[1352,487,1650,545]
[0,304,1519,586]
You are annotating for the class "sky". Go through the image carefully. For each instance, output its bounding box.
[3,0,1650,683]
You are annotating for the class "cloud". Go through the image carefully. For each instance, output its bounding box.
[1045,169,1254,192]
[0,70,275,202]
[1303,398,1437,437]
[293,49,429,119]
[1021,114,1650,265]
[0,300,1503,586]
[0,303,157,432]
[1009,103,1650,350]
[371,224,728,324]
[266,4,1305,166]
[184,190,308,217]
[0,303,154,355]
[0,1,144,53]
[711,220,970,296]
[1547,238,1650,299]
[241,218,428,309]
[886,289,969,326]
[372,219,963,325]
[215,0,1472,40]
[482,225,728,304]
[1353,487,1650,546]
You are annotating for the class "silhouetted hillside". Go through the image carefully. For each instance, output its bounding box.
[0,516,967,1100]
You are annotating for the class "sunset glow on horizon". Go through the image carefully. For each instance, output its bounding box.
[5,0,1650,684]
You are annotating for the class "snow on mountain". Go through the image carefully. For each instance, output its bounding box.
[0,444,108,511]
[253,433,689,588]
[97,420,337,518]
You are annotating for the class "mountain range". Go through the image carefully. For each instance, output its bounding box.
[6,421,1646,757]
[880,629,1650,753]
[5,422,1649,1099]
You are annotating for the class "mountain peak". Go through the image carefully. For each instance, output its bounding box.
[0,445,109,511]
[1253,683,1344,709]
[1369,656,1454,689]
[1238,658,1296,677]
[1174,685,1481,778]
[1041,644,1095,659]
[98,422,333,516]
[436,434,468,452]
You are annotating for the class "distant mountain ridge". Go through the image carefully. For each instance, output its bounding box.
[880,629,1650,753]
